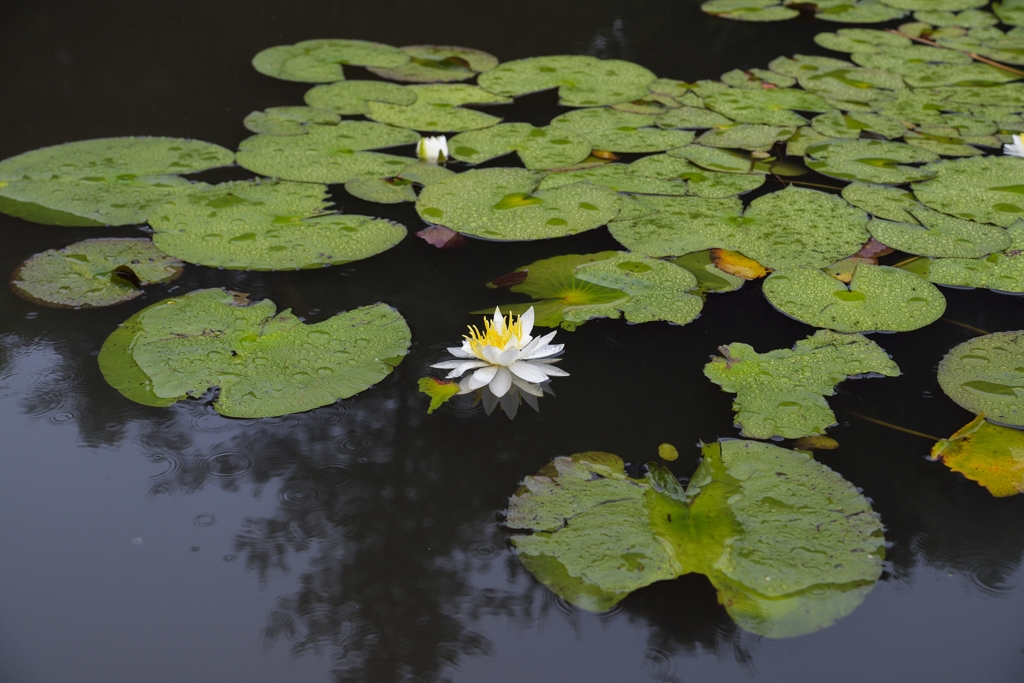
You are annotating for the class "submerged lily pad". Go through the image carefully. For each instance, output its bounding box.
[448,123,592,170]
[937,331,1024,426]
[930,415,1024,497]
[303,81,417,116]
[705,330,900,439]
[507,441,885,638]
[549,107,695,153]
[417,377,461,414]
[252,39,409,83]
[236,122,418,184]
[10,238,183,308]
[415,167,621,241]
[148,180,406,270]
[367,45,499,83]
[806,139,939,185]
[867,207,1011,258]
[242,107,342,136]
[763,263,946,332]
[912,156,1024,228]
[478,55,656,107]
[98,289,410,418]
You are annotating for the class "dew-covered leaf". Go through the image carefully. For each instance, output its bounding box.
[670,250,746,293]
[538,163,689,196]
[769,54,857,78]
[867,207,1010,257]
[841,182,922,221]
[909,221,1024,292]
[816,0,909,23]
[851,45,974,73]
[548,107,694,153]
[252,39,409,83]
[242,106,342,136]
[10,238,183,308]
[98,288,411,418]
[914,7,999,25]
[608,195,743,256]
[695,124,796,150]
[937,330,1024,426]
[810,109,907,140]
[448,123,592,169]
[814,28,914,53]
[700,0,800,21]
[930,415,1024,496]
[478,55,656,107]
[367,45,499,83]
[720,68,797,89]
[627,154,766,196]
[806,138,940,184]
[668,145,762,173]
[763,263,946,332]
[343,162,454,204]
[797,67,906,104]
[148,180,405,270]
[994,0,1024,26]
[303,80,417,116]
[655,105,734,129]
[903,63,1022,87]
[366,94,505,132]
[703,88,832,127]
[912,156,1024,227]
[415,167,621,240]
[706,330,900,439]
[786,126,836,157]
[878,0,986,10]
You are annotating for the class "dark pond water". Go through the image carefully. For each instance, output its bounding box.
[2,2,1024,682]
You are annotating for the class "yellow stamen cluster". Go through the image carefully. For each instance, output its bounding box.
[465,311,524,356]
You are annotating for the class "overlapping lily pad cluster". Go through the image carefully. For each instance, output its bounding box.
[702,0,1024,25]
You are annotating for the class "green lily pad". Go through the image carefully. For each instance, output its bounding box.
[627,154,767,197]
[367,45,499,83]
[842,182,923,222]
[236,122,419,184]
[930,415,1024,497]
[816,0,909,22]
[655,105,734,129]
[912,156,1024,228]
[769,54,856,78]
[810,109,907,140]
[668,145,763,173]
[868,207,1011,257]
[878,0,986,9]
[720,68,797,89]
[343,163,455,204]
[448,123,592,169]
[507,441,885,637]
[0,137,233,226]
[814,28,914,53]
[415,167,621,241]
[251,39,409,83]
[705,330,900,439]
[10,238,183,308]
[242,107,341,136]
[148,180,405,270]
[703,88,833,127]
[537,163,689,195]
[763,263,946,332]
[695,124,796,150]
[994,0,1024,26]
[303,81,416,116]
[98,288,411,417]
[700,0,800,21]
[910,221,1024,292]
[611,93,683,115]
[938,330,1024,426]
[549,107,695,153]
[851,45,974,73]
[806,139,940,184]
[914,8,999,26]
[786,126,836,157]
[926,83,1024,108]
[670,250,746,293]
[903,63,1022,87]
[477,55,656,107]
[902,128,986,157]
[608,195,743,256]
[365,84,509,132]
[938,28,1024,66]
[797,67,906,104]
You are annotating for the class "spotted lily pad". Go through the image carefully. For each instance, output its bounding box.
[914,8,999,26]
[806,139,940,184]
[367,45,499,83]
[506,441,885,638]
[242,107,341,136]
[930,415,1024,496]
[0,137,233,226]
[10,238,183,308]
[763,263,946,332]
[702,88,833,127]
[236,122,419,184]
[994,0,1024,26]
[907,221,1024,292]
[448,124,592,170]
[252,39,409,83]
[366,84,510,132]
[415,167,621,240]
[851,45,974,73]
[148,180,405,270]
[797,67,906,104]
[867,207,1010,257]
[705,330,900,439]
[477,55,656,107]
[937,331,1024,426]
[98,288,410,417]
[786,126,836,157]
[303,81,417,116]
[912,156,1024,228]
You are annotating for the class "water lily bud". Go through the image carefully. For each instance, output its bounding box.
[417,135,448,164]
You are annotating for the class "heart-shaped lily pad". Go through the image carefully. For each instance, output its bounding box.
[703,88,833,127]
[806,139,940,184]
[506,441,885,638]
[415,167,621,240]
[763,263,946,332]
[303,81,417,116]
[252,39,409,83]
[98,288,411,417]
[365,84,510,132]
[367,45,499,83]
[938,330,1024,426]
[236,122,418,184]
[548,107,696,153]
[930,415,1024,497]
[912,156,1024,228]
[10,238,183,308]
[448,123,592,170]
[148,180,406,270]
[798,67,906,103]
[705,330,900,439]
[867,207,1011,257]
[242,107,342,136]
[477,55,656,107]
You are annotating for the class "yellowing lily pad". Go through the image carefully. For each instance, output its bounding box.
[763,263,946,332]
[148,180,406,270]
[710,248,769,279]
[252,39,409,83]
[806,138,940,185]
[10,238,183,308]
[415,167,621,241]
[937,330,1024,427]
[912,156,1024,228]
[930,415,1024,497]
[448,123,592,170]
[671,250,746,294]
[478,55,656,107]
[367,45,499,83]
[98,288,411,418]
[417,377,461,414]
[302,81,417,116]
[705,330,900,439]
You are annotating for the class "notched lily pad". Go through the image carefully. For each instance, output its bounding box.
[842,182,923,222]
[938,330,1024,426]
[703,88,832,128]
[344,163,455,204]
[365,84,511,132]
[242,107,341,136]
[448,123,592,170]
[98,288,411,418]
[303,81,417,116]
[10,238,183,308]
[930,415,1024,496]
[538,163,688,196]
[695,124,796,151]
[252,39,409,83]
[627,154,766,197]
[478,55,656,107]
[367,45,499,83]
[705,330,900,439]
[549,107,695,153]
[806,138,939,185]
[671,250,746,294]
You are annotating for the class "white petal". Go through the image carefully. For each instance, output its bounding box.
[492,307,505,335]
[511,377,544,396]
[481,345,504,364]
[443,360,489,378]
[446,346,474,359]
[459,365,497,393]
[496,346,520,366]
[508,360,549,383]
[521,331,562,359]
[431,360,468,369]
[523,361,569,377]
[489,366,513,397]
[520,306,535,339]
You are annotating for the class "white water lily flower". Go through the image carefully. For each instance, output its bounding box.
[431,306,568,399]
[417,135,448,164]
[1004,134,1024,158]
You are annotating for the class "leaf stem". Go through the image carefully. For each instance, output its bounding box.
[940,317,990,335]
[845,410,940,441]
[888,29,1024,78]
